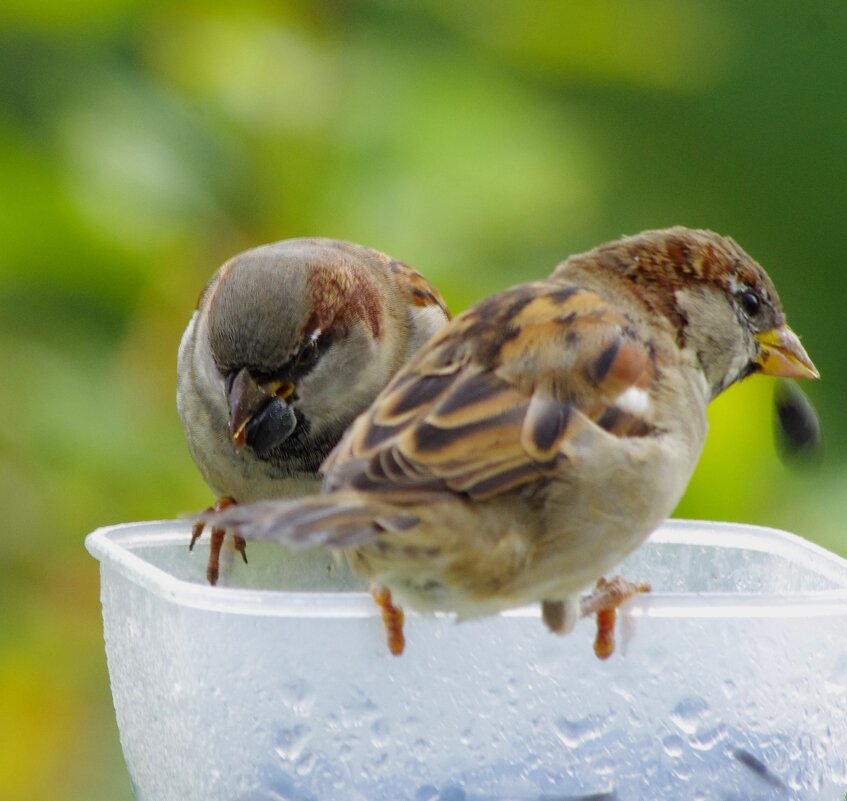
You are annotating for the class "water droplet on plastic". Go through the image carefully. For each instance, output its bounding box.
[274,724,310,762]
[670,696,710,735]
[689,723,728,752]
[414,786,439,801]
[825,654,847,694]
[662,733,685,758]
[553,713,607,748]
[524,752,542,772]
[278,679,316,717]
[295,751,315,777]
[370,717,390,749]
[413,737,431,760]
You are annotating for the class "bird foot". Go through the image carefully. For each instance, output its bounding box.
[189,496,248,585]
[580,576,651,660]
[370,585,406,656]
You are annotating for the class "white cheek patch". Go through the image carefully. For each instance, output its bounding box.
[405,304,449,357]
[615,386,650,416]
[725,349,753,387]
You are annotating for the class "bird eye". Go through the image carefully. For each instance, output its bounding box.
[740,290,761,317]
[297,338,319,366]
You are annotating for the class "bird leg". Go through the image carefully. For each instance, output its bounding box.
[580,576,651,660]
[370,585,406,656]
[189,496,248,585]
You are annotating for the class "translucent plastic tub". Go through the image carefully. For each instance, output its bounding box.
[85,520,847,801]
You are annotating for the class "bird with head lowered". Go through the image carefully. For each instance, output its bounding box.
[177,238,450,584]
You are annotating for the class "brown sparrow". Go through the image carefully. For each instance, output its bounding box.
[203,228,818,654]
[177,238,450,583]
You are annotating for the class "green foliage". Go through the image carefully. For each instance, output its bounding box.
[1,3,844,798]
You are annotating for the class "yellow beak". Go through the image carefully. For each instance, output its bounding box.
[756,325,819,379]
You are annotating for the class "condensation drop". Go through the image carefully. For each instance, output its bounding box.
[553,714,607,748]
[670,696,710,735]
[294,752,315,778]
[825,654,847,695]
[662,733,685,758]
[370,717,391,749]
[414,786,439,801]
[278,680,316,717]
[689,723,728,752]
[274,725,310,762]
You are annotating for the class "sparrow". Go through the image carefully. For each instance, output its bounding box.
[203,227,818,655]
[177,238,450,583]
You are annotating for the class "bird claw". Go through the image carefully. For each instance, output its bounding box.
[233,534,248,565]
[580,576,650,660]
[189,518,205,551]
[189,497,246,585]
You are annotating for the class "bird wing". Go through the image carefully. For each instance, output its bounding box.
[383,257,452,319]
[322,280,660,501]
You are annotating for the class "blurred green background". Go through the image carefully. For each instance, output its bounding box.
[0,1,844,798]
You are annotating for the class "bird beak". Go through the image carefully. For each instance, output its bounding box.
[755,325,819,379]
[228,368,295,450]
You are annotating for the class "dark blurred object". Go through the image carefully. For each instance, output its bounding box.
[731,748,787,790]
[773,380,822,464]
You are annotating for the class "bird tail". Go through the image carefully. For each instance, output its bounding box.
[197,492,420,551]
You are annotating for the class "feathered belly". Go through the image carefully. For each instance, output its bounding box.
[345,432,698,619]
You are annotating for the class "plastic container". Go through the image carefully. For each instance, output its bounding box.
[85,520,847,801]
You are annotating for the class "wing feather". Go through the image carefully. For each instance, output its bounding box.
[322,280,661,501]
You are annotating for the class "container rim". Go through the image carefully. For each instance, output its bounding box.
[85,519,847,619]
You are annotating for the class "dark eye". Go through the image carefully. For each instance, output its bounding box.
[296,338,320,367]
[740,290,761,317]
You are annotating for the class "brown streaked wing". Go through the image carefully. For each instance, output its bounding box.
[323,281,659,500]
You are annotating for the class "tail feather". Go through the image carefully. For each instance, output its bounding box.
[198,493,419,550]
